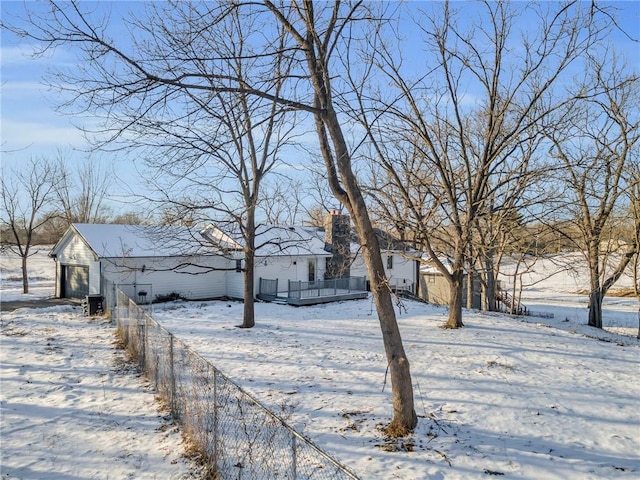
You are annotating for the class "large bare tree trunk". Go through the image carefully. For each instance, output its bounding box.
[466,268,474,309]
[242,234,256,329]
[588,288,603,329]
[267,0,418,433]
[586,245,603,328]
[319,108,417,433]
[484,257,498,312]
[445,270,464,329]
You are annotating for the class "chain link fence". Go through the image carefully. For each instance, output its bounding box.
[114,289,359,480]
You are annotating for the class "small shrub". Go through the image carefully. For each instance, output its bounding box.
[153,292,186,303]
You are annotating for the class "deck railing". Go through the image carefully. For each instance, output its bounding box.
[288,276,366,299]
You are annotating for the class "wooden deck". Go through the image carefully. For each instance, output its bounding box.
[258,277,369,306]
[290,291,368,306]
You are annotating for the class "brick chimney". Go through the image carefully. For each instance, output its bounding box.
[324,210,351,279]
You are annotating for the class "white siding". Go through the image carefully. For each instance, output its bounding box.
[385,253,417,292]
[100,255,230,301]
[350,254,368,278]
[351,251,417,293]
[255,255,329,296]
[313,256,327,281]
[226,269,244,299]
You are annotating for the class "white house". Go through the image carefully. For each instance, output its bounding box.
[50,215,419,304]
[232,213,420,297]
[348,228,420,295]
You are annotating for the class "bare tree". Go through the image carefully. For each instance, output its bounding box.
[630,162,640,300]
[358,1,612,328]
[259,177,310,226]
[0,158,58,293]
[111,211,146,225]
[54,155,112,225]
[256,0,417,433]
[546,54,640,328]
[138,3,297,329]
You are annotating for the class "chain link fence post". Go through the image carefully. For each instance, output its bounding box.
[137,303,146,371]
[169,333,176,415]
[213,365,219,465]
[291,432,297,479]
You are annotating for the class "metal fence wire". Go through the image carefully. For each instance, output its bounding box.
[114,290,360,480]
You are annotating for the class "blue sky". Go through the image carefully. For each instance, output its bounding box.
[1,1,155,215]
[1,1,639,216]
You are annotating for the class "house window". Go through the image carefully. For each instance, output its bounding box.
[308,259,316,282]
[235,259,242,272]
[387,255,393,269]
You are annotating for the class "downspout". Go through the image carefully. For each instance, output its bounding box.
[51,254,59,298]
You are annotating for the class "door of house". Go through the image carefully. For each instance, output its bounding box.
[308,259,316,282]
[62,265,89,298]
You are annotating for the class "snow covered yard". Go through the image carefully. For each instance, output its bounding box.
[0,308,204,479]
[152,296,639,480]
[1,251,201,479]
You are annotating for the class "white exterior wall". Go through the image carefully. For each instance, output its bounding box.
[351,251,417,293]
[100,255,230,301]
[254,255,329,296]
[350,254,368,279]
[386,253,417,292]
[53,232,101,295]
[226,268,244,299]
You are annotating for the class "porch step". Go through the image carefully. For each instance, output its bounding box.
[496,291,528,315]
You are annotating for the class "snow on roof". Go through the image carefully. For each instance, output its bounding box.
[65,221,412,260]
[201,226,242,251]
[68,224,214,258]
[420,256,453,274]
[202,224,331,257]
[256,225,331,257]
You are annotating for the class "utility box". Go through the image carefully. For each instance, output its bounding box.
[83,294,104,316]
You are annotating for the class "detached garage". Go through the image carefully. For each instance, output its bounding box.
[49,223,231,301]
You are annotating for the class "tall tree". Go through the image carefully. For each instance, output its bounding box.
[7,0,417,431]
[55,154,112,225]
[0,158,58,293]
[546,53,640,328]
[358,0,612,328]
[629,161,640,300]
[263,0,417,433]
[131,2,297,328]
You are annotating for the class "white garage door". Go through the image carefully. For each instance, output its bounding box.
[63,265,89,298]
